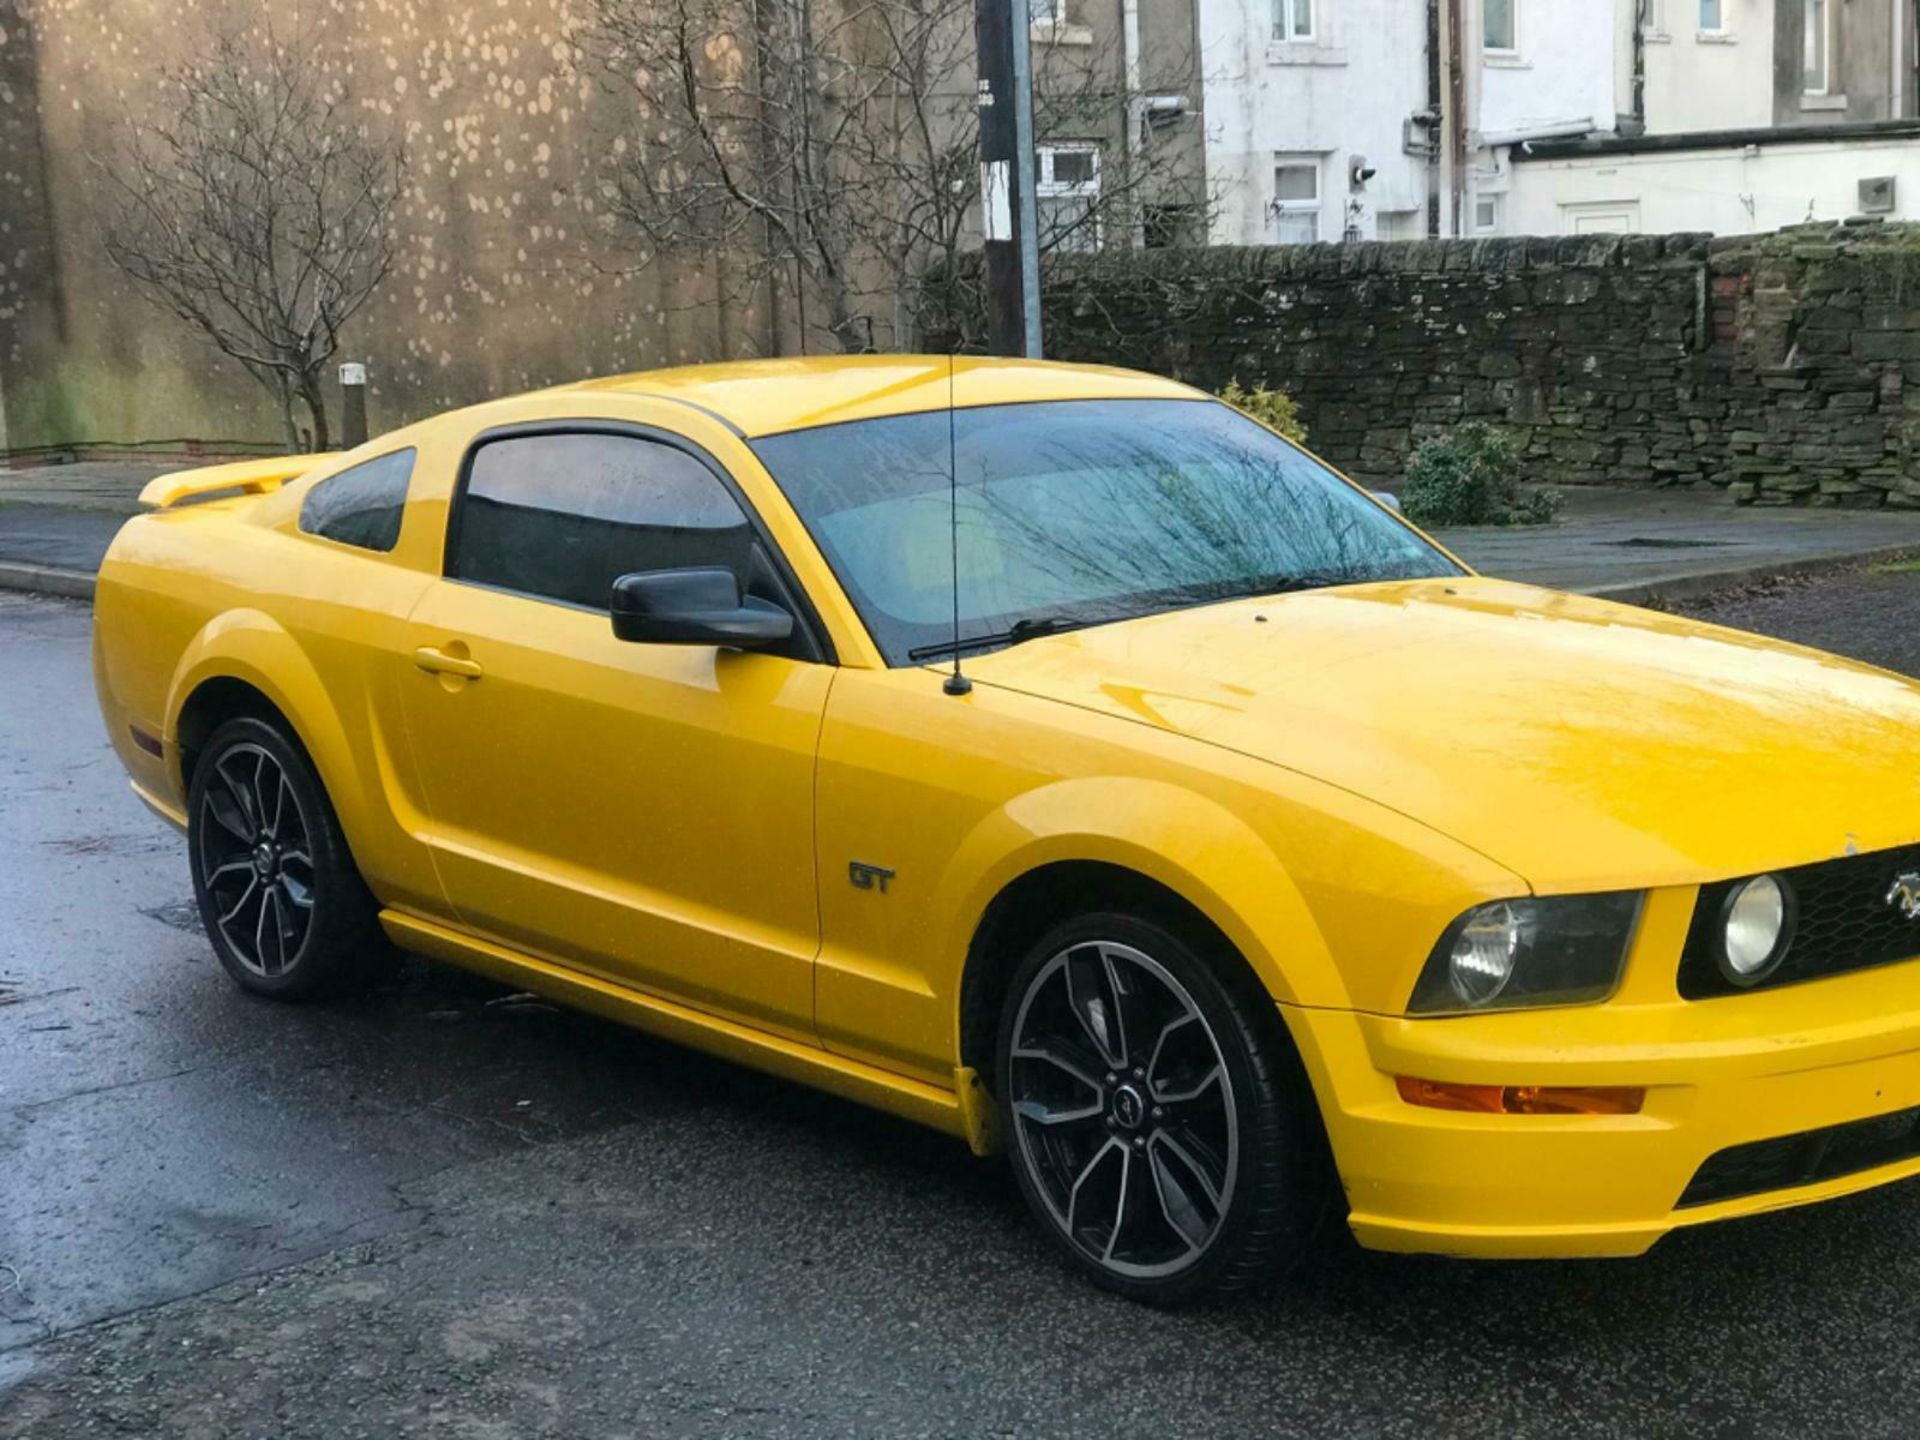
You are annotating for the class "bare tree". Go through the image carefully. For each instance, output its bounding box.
[581,0,1204,354]
[97,24,405,451]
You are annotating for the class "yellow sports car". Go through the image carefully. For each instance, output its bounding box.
[92,356,1920,1304]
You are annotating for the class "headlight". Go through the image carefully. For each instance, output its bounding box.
[1715,873,1794,986]
[1447,903,1522,1006]
[1408,892,1645,1015]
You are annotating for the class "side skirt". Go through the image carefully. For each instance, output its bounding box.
[379,909,972,1144]
[132,779,189,833]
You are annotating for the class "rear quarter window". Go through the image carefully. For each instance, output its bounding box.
[299,449,416,553]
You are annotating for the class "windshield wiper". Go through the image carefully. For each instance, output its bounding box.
[1232,571,1352,600]
[905,576,1356,664]
[908,614,1083,663]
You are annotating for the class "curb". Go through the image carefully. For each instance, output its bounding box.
[0,562,96,601]
[1585,542,1920,607]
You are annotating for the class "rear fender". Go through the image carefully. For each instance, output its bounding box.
[163,610,370,842]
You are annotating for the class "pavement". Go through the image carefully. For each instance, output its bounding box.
[6,464,1920,605]
[0,463,184,513]
[1438,485,1920,600]
[8,565,1920,1434]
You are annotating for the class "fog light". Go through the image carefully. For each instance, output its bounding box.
[1718,873,1794,986]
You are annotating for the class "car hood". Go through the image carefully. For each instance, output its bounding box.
[963,577,1920,892]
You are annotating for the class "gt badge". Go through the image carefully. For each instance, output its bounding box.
[849,861,895,894]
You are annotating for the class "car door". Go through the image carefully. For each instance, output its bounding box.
[396,424,832,1042]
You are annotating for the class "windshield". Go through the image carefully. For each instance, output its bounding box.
[751,397,1460,665]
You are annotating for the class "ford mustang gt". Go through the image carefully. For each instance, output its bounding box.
[92,356,1920,1304]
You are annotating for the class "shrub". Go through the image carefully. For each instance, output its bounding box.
[1399,423,1561,527]
[1217,380,1307,445]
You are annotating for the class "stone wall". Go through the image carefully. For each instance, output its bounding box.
[1709,225,1920,506]
[929,221,1920,507]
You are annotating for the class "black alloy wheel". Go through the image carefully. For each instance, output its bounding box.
[196,738,317,978]
[996,910,1331,1305]
[188,715,392,999]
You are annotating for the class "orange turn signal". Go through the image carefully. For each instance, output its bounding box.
[1395,1076,1645,1116]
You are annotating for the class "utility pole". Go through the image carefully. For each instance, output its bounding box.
[1442,0,1465,236]
[975,0,1043,356]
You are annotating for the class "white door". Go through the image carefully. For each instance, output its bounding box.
[1562,201,1641,235]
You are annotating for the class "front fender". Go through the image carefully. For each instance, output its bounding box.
[935,776,1348,1017]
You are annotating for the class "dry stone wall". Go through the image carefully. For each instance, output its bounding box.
[929,220,1920,508]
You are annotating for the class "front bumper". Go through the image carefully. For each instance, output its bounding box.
[1290,888,1920,1258]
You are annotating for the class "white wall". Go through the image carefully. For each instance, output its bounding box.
[1198,0,1430,243]
[1465,0,1624,235]
[1641,0,1776,133]
[1476,0,1620,140]
[1506,133,1920,233]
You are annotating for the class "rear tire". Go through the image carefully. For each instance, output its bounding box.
[994,908,1331,1306]
[187,715,394,1000]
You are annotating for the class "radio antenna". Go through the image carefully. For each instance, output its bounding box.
[941,352,972,697]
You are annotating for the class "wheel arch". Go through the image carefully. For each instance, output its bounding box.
[175,675,300,791]
[958,860,1290,1083]
[164,611,370,849]
[942,778,1350,1110]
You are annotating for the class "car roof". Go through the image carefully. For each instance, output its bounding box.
[556,355,1203,438]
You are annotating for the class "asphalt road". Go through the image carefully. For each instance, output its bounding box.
[0,507,121,574]
[8,576,1920,1437]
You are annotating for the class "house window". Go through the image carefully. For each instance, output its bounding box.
[1804,0,1829,92]
[1270,159,1320,244]
[1698,0,1723,31]
[1273,0,1314,41]
[1474,194,1502,233]
[1484,0,1516,52]
[1036,143,1101,252]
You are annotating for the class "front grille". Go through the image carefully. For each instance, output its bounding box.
[1678,1105,1920,1208]
[1678,841,1920,999]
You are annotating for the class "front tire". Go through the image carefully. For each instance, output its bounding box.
[187,715,392,1000]
[995,909,1330,1306]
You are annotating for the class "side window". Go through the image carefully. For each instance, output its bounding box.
[449,432,754,610]
[299,449,415,553]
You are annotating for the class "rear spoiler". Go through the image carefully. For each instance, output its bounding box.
[139,454,327,510]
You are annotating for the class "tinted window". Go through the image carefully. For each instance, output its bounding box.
[752,398,1458,665]
[299,449,414,552]
[449,433,754,610]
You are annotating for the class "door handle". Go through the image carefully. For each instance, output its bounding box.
[414,646,483,679]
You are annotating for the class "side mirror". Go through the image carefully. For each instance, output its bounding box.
[609,568,793,649]
[1373,491,1402,512]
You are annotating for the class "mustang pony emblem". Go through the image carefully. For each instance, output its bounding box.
[1886,871,1920,920]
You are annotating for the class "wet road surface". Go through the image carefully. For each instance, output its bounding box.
[0,508,121,574]
[8,581,1920,1436]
